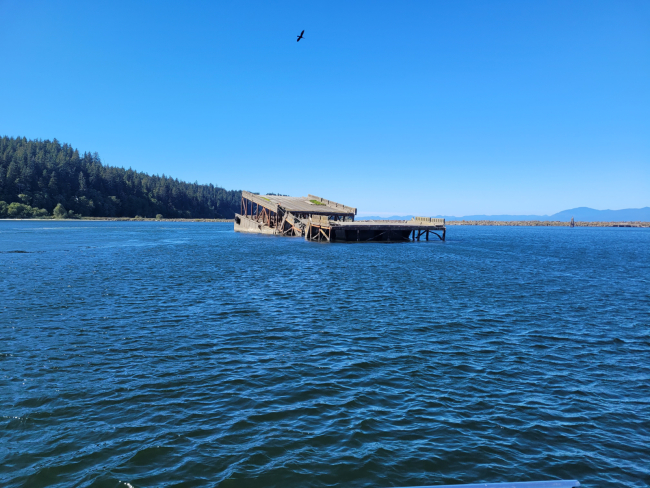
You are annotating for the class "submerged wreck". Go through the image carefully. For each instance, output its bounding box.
[234,191,446,242]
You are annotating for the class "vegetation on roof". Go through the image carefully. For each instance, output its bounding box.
[309,199,326,205]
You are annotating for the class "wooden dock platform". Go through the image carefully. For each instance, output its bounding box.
[234,191,445,242]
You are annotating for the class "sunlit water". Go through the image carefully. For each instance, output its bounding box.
[1,221,648,487]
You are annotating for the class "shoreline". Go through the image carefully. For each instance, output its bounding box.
[0,218,648,227]
[0,217,234,222]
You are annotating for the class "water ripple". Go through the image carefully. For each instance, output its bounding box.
[1,222,649,487]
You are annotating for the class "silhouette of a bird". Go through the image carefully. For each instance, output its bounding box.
[297,30,304,42]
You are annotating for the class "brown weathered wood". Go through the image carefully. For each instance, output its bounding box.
[242,191,280,213]
[307,194,357,215]
[236,190,446,243]
[412,216,445,225]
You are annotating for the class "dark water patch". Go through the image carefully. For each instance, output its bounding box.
[1,249,48,254]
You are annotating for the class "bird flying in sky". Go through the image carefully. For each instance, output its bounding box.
[297,30,304,42]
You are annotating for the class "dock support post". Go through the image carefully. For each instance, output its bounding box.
[443,229,446,241]
[426,230,429,241]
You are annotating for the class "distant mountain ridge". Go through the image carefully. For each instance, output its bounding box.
[358,207,650,222]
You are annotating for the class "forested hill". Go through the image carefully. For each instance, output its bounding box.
[0,136,241,219]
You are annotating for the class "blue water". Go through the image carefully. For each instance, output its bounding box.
[1,222,649,488]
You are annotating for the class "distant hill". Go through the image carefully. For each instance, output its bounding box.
[359,207,650,222]
[548,207,650,222]
[0,136,241,218]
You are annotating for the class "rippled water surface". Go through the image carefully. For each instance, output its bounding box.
[1,221,649,487]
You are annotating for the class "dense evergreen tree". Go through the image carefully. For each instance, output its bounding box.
[0,136,241,218]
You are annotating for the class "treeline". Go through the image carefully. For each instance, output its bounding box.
[0,136,241,219]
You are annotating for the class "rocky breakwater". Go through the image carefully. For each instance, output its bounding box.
[446,220,649,227]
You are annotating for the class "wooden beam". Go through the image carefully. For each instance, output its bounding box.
[366,230,388,241]
[242,191,280,213]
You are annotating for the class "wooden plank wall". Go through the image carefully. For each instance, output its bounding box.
[413,216,446,225]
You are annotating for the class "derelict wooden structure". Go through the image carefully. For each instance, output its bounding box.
[234,191,446,242]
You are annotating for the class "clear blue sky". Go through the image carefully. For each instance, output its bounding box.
[1,0,648,216]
